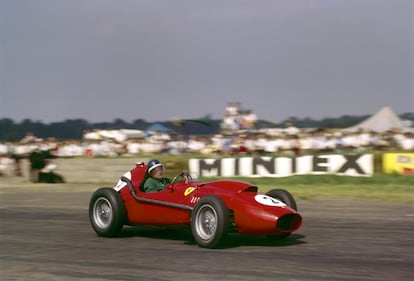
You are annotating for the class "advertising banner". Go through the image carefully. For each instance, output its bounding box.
[383,153,414,176]
[189,154,373,178]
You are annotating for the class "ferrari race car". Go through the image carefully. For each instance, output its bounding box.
[89,162,302,248]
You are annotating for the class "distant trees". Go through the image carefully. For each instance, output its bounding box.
[0,118,152,141]
[0,118,90,141]
[284,114,371,129]
[0,113,412,142]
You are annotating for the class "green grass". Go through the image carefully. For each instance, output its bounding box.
[135,153,414,203]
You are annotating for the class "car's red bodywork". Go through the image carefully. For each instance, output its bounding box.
[114,162,302,236]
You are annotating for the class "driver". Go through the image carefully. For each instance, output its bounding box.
[142,159,172,192]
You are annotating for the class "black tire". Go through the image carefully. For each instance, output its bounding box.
[52,172,65,183]
[266,189,298,211]
[89,188,126,237]
[266,189,298,239]
[191,195,230,248]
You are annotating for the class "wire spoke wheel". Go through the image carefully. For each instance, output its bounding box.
[89,188,126,237]
[93,197,113,229]
[191,195,229,248]
[195,204,218,241]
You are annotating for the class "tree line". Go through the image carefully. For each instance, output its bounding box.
[1,112,413,142]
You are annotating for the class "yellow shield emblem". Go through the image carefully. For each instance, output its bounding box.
[184,187,196,196]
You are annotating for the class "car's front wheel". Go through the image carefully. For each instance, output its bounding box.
[89,188,126,237]
[266,189,297,211]
[191,195,230,248]
[266,189,298,239]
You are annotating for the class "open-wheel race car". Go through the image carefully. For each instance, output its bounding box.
[89,161,302,248]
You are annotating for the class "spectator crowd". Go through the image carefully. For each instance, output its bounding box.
[1,124,413,177]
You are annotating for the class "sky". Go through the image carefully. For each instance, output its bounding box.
[1,0,413,124]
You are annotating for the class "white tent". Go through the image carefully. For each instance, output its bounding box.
[83,129,144,142]
[345,107,403,133]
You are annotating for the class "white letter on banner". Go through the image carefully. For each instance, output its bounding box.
[200,158,220,177]
[252,157,276,177]
[311,155,330,175]
[337,154,373,176]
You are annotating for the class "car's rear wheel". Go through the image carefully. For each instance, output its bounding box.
[191,195,230,248]
[89,188,126,237]
[266,189,298,239]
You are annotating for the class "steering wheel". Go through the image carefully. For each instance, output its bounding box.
[170,171,192,185]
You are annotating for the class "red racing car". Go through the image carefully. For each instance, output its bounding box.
[89,162,302,248]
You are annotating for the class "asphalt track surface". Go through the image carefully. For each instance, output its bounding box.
[1,179,413,281]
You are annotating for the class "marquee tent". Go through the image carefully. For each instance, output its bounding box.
[83,129,144,142]
[145,123,174,134]
[345,106,403,133]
